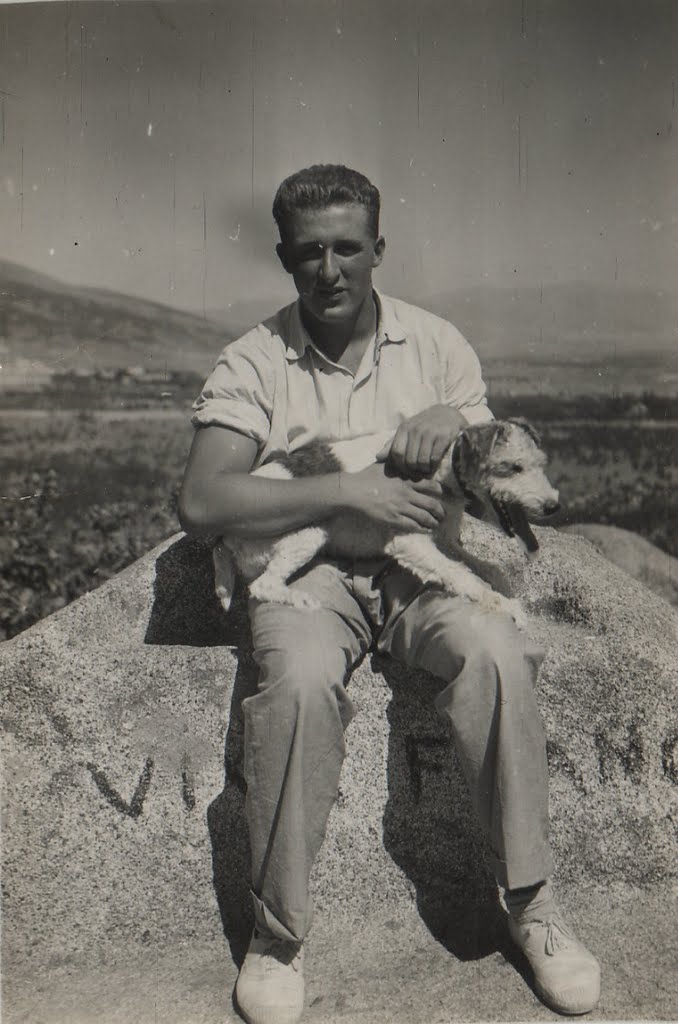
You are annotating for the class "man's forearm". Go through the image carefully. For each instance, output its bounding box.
[179,471,354,538]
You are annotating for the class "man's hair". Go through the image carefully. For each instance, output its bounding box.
[272,164,381,241]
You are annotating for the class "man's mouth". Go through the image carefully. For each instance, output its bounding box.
[490,497,539,552]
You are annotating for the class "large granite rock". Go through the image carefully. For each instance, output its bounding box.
[2,523,677,988]
[562,523,678,606]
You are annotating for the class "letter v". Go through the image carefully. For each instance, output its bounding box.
[86,757,154,819]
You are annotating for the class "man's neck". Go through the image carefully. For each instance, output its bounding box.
[300,293,378,367]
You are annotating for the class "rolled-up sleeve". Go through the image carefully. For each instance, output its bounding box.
[440,322,494,425]
[191,327,275,447]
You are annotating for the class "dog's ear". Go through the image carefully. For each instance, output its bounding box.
[459,424,498,476]
[488,420,511,454]
[507,417,541,446]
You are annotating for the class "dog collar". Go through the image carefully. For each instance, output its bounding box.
[451,436,474,500]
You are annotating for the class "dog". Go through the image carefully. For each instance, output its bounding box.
[212,418,559,629]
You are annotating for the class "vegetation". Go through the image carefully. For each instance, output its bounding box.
[490,391,678,423]
[0,412,192,640]
[540,421,676,556]
[1,394,676,641]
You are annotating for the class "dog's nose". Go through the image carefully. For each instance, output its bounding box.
[543,499,560,516]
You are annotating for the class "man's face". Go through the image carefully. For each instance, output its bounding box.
[276,204,385,324]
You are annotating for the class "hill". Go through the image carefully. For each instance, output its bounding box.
[2,261,676,397]
[0,260,233,387]
[426,282,677,359]
[426,283,678,396]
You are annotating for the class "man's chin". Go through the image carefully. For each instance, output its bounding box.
[302,295,353,322]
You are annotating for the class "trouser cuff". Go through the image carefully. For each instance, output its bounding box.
[250,890,310,944]
[492,847,555,892]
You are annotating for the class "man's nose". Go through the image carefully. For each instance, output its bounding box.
[318,248,340,283]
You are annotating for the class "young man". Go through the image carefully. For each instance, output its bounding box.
[179,165,601,1024]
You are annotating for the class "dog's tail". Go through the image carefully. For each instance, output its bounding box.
[213,539,237,613]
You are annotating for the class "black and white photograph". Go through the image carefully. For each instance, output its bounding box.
[1,2,676,1023]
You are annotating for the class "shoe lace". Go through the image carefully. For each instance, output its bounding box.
[527,916,576,956]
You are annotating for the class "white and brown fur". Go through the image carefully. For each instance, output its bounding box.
[213,419,559,629]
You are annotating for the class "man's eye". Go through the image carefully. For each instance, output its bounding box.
[334,243,361,257]
[297,248,322,262]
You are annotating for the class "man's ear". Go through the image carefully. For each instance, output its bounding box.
[276,242,293,274]
[372,235,385,269]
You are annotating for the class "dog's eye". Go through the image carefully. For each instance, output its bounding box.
[511,464,524,473]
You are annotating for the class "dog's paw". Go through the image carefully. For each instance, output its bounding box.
[501,597,528,631]
[215,585,233,613]
[470,590,528,630]
[458,580,492,605]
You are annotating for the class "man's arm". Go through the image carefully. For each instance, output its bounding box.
[178,425,447,539]
[380,316,493,478]
[379,404,467,479]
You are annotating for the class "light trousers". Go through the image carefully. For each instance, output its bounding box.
[242,557,554,943]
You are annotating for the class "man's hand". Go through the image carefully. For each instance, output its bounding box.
[377,405,467,478]
[338,462,446,533]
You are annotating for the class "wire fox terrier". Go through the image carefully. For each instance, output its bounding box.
[213,418,560,629]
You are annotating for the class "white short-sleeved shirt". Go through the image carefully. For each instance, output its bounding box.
[192,291,493,468]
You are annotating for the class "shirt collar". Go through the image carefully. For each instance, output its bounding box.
[284,290,406,362]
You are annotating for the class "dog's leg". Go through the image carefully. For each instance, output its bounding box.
[248,527,328,610]
[386,533,527,629]
[213,540,237,612]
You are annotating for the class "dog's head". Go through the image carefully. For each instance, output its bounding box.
[444,418,560,552]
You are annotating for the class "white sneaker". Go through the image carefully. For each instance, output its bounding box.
[235,929,305,1024]
[509,908,601,1015]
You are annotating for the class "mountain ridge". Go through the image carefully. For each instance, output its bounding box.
[0,259,234,381]
[1,260,675,394]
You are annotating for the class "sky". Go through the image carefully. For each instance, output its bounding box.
[0,0,676,323]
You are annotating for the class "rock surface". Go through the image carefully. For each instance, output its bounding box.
[2,523,677,1021]
[562,522,678,606]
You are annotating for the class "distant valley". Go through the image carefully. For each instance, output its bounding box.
[1,259,675,398]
